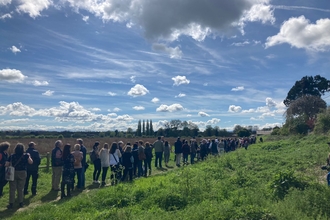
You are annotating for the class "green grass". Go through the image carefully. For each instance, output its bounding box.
[1,135,330,219]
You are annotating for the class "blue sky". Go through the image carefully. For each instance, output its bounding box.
[0,0,329,132]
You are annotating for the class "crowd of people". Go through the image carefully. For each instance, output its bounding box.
[0,136,256,209]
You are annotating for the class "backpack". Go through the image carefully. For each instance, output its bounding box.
[89,150,97,163]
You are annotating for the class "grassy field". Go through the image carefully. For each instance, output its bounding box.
[1,135,330,219]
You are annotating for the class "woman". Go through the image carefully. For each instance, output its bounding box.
[91,142,101,184]
[6,143,33,209]
[137,140,145,177]
[121,145,134,181]
[61,144,75,199]
[99,143,110,186]
[109,142,122,185]
[71,144,83,190]
[144,142,153,177]
[164,141,171,167]
[182,140,190,165]
[0,142,10,198]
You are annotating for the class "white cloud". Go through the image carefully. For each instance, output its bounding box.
[231,41,250,47]
[82,15,89,22]
[0,69,26,83]
[113,107,121,112]
[266,54,276,59]
[9,46,21,54]
[151,97,159,103]
[265,97,276,107]
[265,16,330,51]
[172,75,190,86]
[108,92,117,96]
[242,3,275,24]
[231,86,244,91]
[207,118,220,124]
[42,90,54,96]
[152,43,183,59]
[130,76,136,83]
[33,80,49,86]
[187,114,192,117]
[107,113,117,117]
[0,102,36,117]
[198,111,209,117]
[228,105,242,113]
[0,0,11,6]
[175,93,186,98]
[90,108,101,112]
[0,13,12,20]
[16,0,53,18]
[242,109,255,113]
[133,106,145,111]
[156,104,184,112]
[128,84,149,97]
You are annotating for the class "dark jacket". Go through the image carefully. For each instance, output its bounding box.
[26,147,41,171]
[0,151,8,172]
[132,146,139,164]
[144,146,153,159]
[182,144,190,155]
[80,145,87,167]
[174,140,182,154]
[122,152,133,169]
[51,147,63,167]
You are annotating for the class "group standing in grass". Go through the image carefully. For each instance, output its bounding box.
[0,135,257,209]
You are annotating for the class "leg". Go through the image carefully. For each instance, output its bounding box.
[9,176,17,204]
[54,167,62,190]
[77,168,82,189]
[31,171,38,195]
[95,160,101,181]
[81,166,85,188]
[155,153,158,167]
[144,160,147,176]
[128,169,133,181]
[61,181,66,198]
[17,171,27,205]
[101,167,108,185]
[24,171,31,194]
[121,168,128,181]
[159,152,163,168]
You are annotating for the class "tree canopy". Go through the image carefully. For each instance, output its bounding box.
[283,75,330,107]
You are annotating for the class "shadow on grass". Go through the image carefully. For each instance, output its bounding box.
[41,190,59,202]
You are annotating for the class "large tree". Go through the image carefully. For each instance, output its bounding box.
[284,75,329,107]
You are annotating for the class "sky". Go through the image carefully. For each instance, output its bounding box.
[0,0,330,132]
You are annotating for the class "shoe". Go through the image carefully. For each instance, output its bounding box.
[32,192,37,196]
[101,182,106,186]
[7,203,13,209]
[61,194,66,199]
[19,202,24,208]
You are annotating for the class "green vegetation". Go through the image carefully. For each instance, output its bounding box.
[1,134,330,219]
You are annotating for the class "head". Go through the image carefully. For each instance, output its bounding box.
[177,137,180,141]
[14,143,25,155]
[165,141,169,146]
[133,143,138,149]
[93,141,100,150]
[76,138,83,145]
[55,140,63,148]
[28,142,36,148]
[110,142,118,154]
[145,142,150,148]
[0,141,10,153]
[138,140,144,146]
[158,136,161,140]
[74,144,80,151]
[103,143,109,149]
[62,144,71,159]
[125,146,132,153]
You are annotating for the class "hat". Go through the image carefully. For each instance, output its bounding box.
[28,142,36,147]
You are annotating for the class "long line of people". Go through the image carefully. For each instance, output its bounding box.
[0,135,256,209]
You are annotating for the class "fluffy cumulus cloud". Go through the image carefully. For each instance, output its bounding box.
[0,0,11,6]
[133,106,145,111]
[113,107,121,112]
[0,69,26,83]
[207,118,220,124]
[228,105,242,113]
[156,104,184,112]
[42,90,54,96]
[151,97,159,103]
[231,86,244,91]
[265,97,276,107]
[172,75,190,86]
[0,13,12,20]
[128,84,149,97]
[9,46,21,54]
[152,43,183,59]
[241,2,275,24]
[33,80,49,86]
[266,16,330,51]
[16,0,53,18]
[0,102,36,116]
[198,111,210,117]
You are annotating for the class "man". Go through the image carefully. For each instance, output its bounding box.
[24,142,41,196]
[77,138,87,189]
[174,137,182,167]
[153,136,164,168]
[51,140,63,191]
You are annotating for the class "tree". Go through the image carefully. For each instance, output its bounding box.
[146,120,150,136]
[127,128,133,135]
[204,125,213,137]
[233,125,243,134]
[150,120,154,136]
[284,75,330,107]
[142,120,145,136]
[314,107,330,134]
[237,128,251,137]
[137,120,142,137]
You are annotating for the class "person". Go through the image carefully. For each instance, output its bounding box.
[174,137,183,167]
[121,145,134,181]
[6,143,33,209]
[218,139,225,155]
[24,142,41,196]
[77,139,87,189]
[182,140,190,165]
[144,142,153,176]
[51,140,63,191]
[190,139,197,164]
[109,142,122,185]
[99,143,110,186]
[153,136,164,168]
[210,139,218,156]
[260,137,263,143]
[137,140,145,177]
[61,144,75,199]
[90,142,101,183]
[71,144,83,190]
[132,143,139,177]
[0,142,10,198]
[200,139,208,161]
[164,141,171,167]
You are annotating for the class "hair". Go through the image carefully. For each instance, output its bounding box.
[55,140,62,148]
[93,141,100,150]
[103,143,109,149]
[28,142,36,148]
[125,146,132,153]
[0,142,10,153]
[145,142,150,148]
[77,138,83,145]
[133,143,138,149]
[126,142,131,146]
[62,144,71,160]
[138,140,144,145]
[158,136,161,140]
[74,144,80,151]
[14,143,25,155]
[110,142,118,154]
[165,141,169,147]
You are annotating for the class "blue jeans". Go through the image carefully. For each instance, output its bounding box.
[183,154,189,163]
[155,152,163,168]
[74,168,82,188]
[80,166,85,188]
[190,153,196,164]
